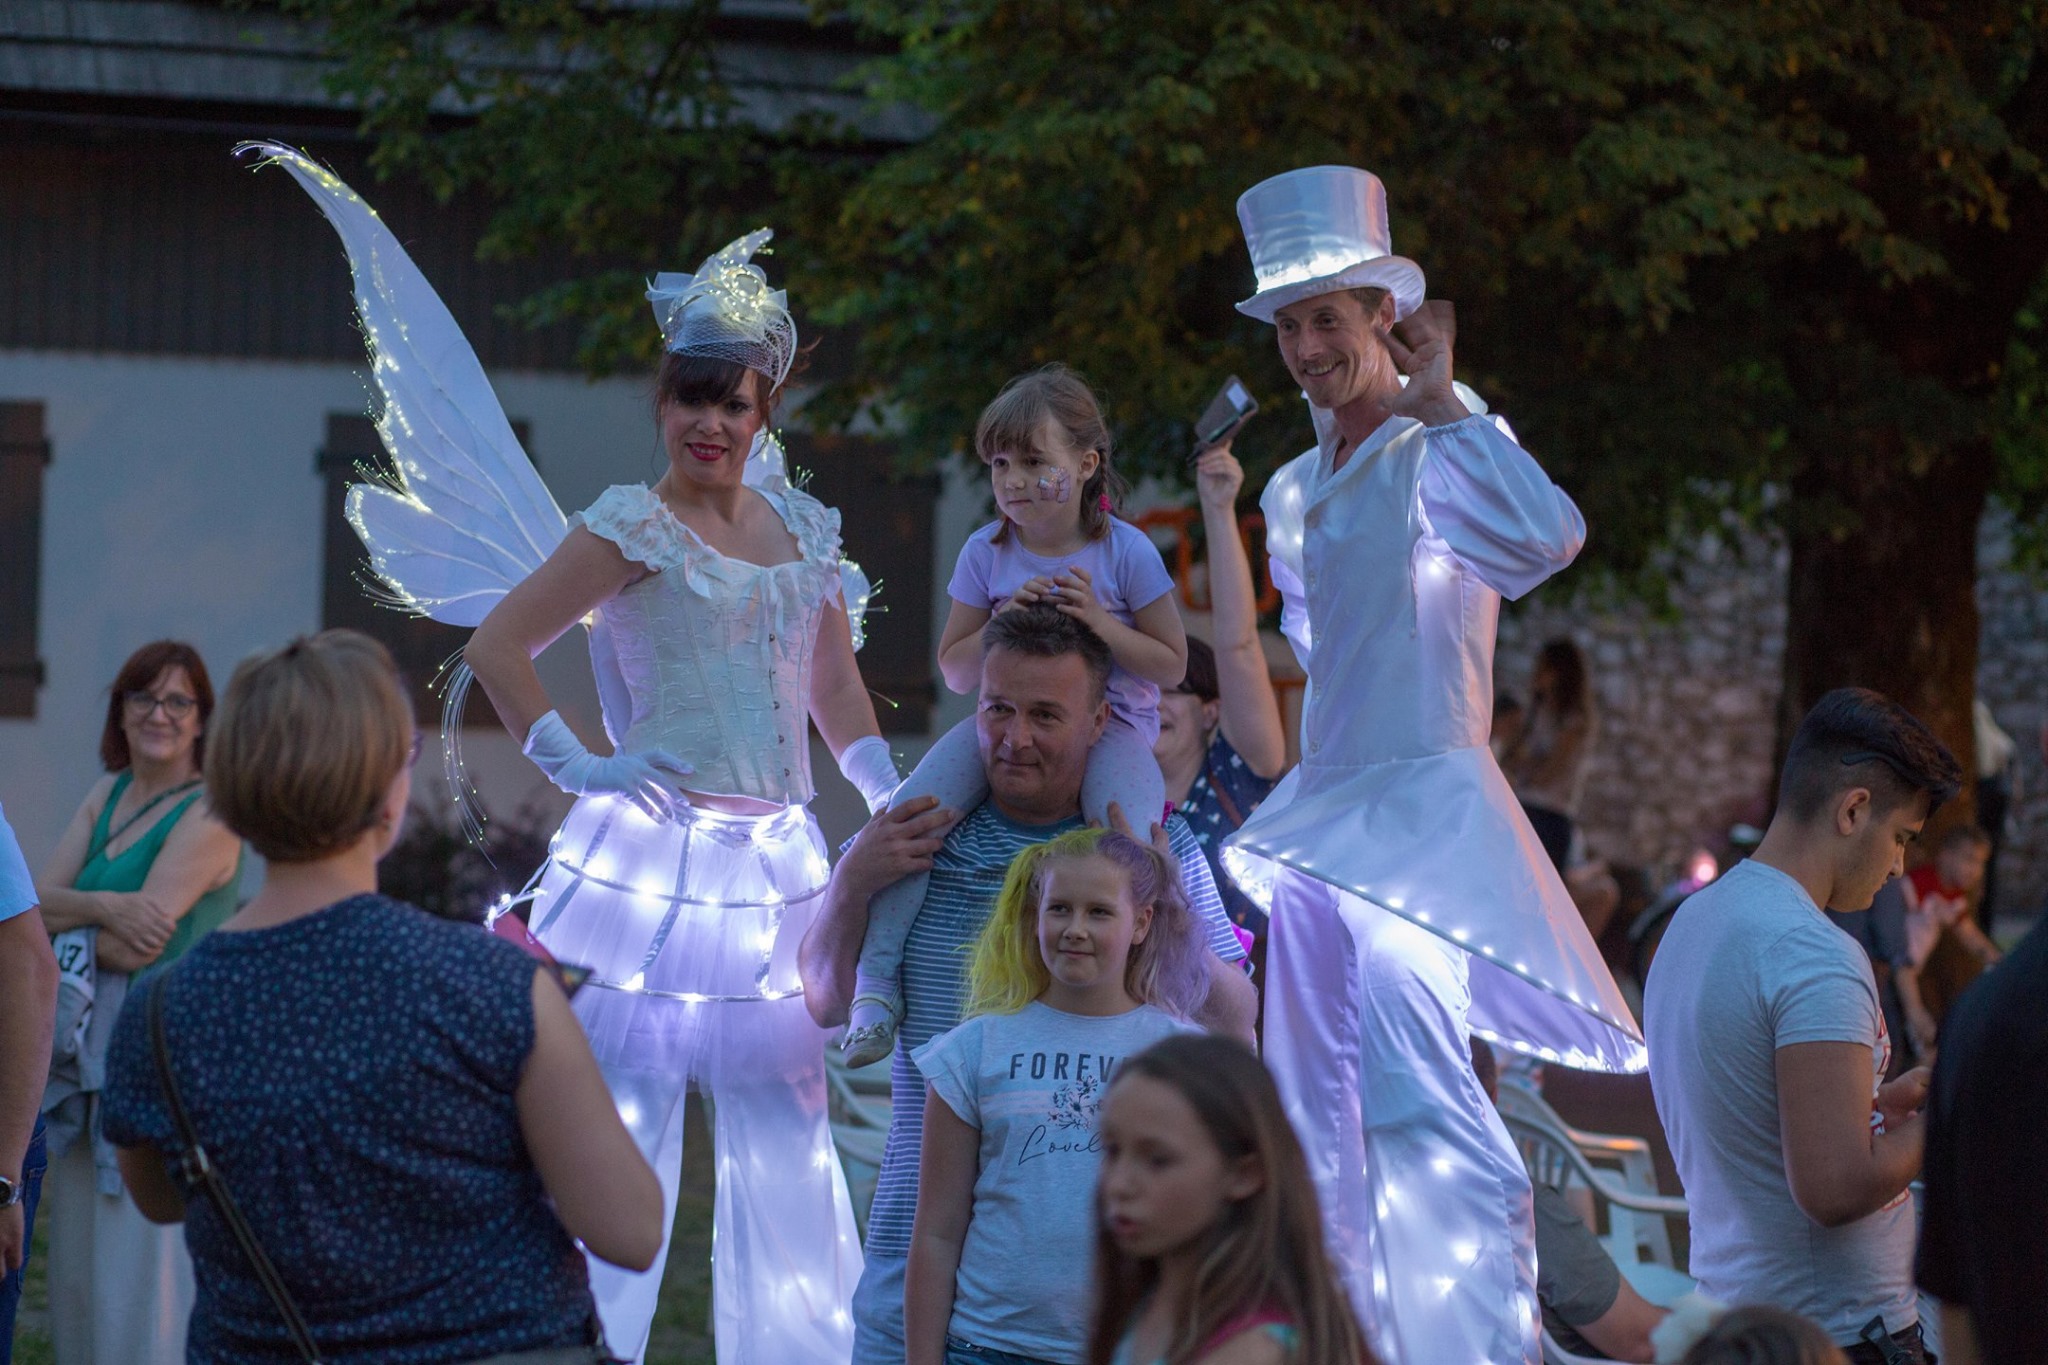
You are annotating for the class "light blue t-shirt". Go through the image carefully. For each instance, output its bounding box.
[862,805,1242,1263]
[1645,858,1912,1345]
[948,517,1177,742]
[915,1001,1193,1362]
[0,800,36,923]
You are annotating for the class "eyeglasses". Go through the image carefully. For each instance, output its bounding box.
[123,692,197,720]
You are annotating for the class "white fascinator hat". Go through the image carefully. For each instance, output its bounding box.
[646,228,798,388]
[1235,166,1426,324]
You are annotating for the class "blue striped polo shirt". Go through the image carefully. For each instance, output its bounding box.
[861,803,1244,1260]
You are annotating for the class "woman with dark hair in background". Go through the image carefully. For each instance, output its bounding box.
[1157,443,1288,950]
[34,639,243,1365]
[1503,637,1598,871]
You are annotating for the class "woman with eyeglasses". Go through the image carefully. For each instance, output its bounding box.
[33,639,243,1365]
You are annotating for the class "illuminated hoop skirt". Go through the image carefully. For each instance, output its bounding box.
[527,794,861,1365]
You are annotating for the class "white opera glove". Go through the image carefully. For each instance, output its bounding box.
[522,710,694,822]
[837,735,902,815]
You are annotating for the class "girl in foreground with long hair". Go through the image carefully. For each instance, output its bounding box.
[906,829,1210,1365]
[1090,1034,1374,1365]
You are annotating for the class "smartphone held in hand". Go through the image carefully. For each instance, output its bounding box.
[1192,375,1259,460]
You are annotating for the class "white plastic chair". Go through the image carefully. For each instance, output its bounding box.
[1497,1076,1684,1272]
[825,1049,895,1232]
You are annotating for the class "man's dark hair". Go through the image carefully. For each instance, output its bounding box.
[1177,637,1219,703]
[980,604,1114,705]
[1778,687,1962,824]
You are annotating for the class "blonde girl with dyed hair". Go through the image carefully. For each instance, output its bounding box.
[905,829,1210,1365]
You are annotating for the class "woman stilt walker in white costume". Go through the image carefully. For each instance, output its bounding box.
[1220,167,1647,1365]
[244,143,901,1365]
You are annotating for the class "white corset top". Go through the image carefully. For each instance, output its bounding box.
[576,482,847,805]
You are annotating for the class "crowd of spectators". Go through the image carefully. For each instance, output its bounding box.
[0,500,2041,1365]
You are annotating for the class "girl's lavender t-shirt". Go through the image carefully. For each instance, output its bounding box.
[948,517,1177,740]
[915,1001,1194,1361]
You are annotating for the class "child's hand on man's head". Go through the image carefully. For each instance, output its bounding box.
[999,576,1058,614]
[1050,566,1113,634]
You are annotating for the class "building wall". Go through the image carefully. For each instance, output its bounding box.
[0,349,610,863]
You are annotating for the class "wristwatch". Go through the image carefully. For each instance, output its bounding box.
[0,1174,19,1209]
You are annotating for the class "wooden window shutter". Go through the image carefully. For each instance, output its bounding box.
[0,401,50,718]
[316,413,529,725]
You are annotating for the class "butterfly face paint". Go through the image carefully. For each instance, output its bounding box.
[1035,468,1073,504]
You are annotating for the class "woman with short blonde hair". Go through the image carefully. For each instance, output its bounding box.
[99,630,663,1365]
[201,630,413,865]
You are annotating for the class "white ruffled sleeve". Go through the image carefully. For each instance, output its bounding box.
[1417,414,1585,601]
[770,486,846,564]
[573,485,689,571]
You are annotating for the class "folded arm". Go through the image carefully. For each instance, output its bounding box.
[39,799,240,969]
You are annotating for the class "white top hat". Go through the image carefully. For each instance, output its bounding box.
[1236,166,1426,323]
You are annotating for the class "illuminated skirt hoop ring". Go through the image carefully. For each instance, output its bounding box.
[526,794,861,1365]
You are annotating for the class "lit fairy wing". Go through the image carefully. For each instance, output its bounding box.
[742,430,877,651]
[241,141,570,845]
[238,141,568,626]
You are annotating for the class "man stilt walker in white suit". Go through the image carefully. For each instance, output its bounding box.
[1222,166,1649,1365]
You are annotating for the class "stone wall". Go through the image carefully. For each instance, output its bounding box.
[1974,514,2048,922]
[1494,512,2048,920]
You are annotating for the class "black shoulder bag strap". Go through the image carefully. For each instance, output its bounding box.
[148,976,326,1363]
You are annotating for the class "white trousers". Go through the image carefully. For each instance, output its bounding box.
[576,988,862,1365]
[1263,870,1538,1365]
[46,1140,192,1365]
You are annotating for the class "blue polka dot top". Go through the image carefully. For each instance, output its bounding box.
[102,894,599,1364]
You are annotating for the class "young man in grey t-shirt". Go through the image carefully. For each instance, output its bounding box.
[1646,688,1961,1363]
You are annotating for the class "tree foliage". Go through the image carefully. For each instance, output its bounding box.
[275,0,2048,581]
[788,0,2048,586]
[276,0,2048,782]
[271,0,772,365]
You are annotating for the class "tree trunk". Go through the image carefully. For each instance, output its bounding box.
[1775,430,1990,827]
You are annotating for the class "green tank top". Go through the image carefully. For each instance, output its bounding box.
[74,771,242,977]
